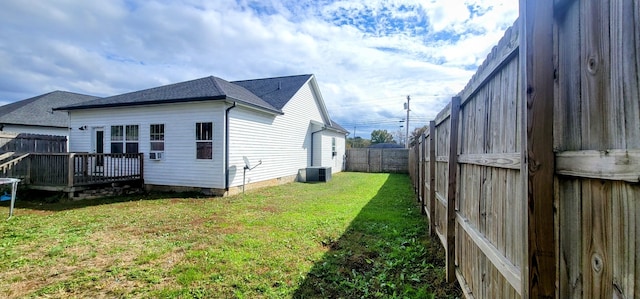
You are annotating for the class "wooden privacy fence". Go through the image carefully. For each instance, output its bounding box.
[409,1,640,298]
[346,148,408,173]
[0,132,67,153]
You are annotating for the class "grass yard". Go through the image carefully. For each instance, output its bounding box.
[0,173,461,298]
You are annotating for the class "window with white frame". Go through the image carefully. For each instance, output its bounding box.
[111,125,139,153]
[332,137,337,156]
[150,124,165,151]
[196,122,213,159]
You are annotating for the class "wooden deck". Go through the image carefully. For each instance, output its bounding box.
[0,153,144,192]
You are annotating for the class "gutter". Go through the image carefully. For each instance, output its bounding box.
[310,126,328,167]
[224,102,237,191]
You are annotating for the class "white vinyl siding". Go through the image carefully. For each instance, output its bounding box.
[324,130,346,172]
[68,101,226,188]
[332,137,336,155]
[227,81,326,187]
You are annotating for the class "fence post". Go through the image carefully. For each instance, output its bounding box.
[367,149,370,173]
[429,121,436,237]
[138,153,144,187]
[26,155,32,184]
[446,96,461,283]
[420,134,426,214]
[416,143,421,199]
[519,0,555,297]
[67,153,75,188]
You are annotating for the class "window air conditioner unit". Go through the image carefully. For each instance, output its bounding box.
[149,152,164,160]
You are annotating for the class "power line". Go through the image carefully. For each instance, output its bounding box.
[328,95,448,109]
[339,117,430,126]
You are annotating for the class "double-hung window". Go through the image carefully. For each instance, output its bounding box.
[150,124,165,151]
[332,137,337,156]
[111,125,139,153]
[196,122,213,159]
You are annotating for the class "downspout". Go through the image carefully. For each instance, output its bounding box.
[225,102,237,191]
[310,126,328,167]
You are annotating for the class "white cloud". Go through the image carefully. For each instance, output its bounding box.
[0,0,518,137]
[424,0,470,32]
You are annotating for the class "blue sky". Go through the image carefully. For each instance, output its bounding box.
[0,0,518,139]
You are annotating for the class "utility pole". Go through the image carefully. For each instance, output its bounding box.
[405,95,410,148]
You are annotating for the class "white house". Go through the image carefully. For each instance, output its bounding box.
[56,74,347,195]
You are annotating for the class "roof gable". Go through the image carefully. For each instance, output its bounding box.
[235,75,345,132]
[232,74,312,110]
[59,76,280,113]
[0,91,98,127]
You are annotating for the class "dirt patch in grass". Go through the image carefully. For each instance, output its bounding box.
[21,209,56,216]
[261,205,281,213]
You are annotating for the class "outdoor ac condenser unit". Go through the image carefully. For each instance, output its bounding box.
[306,167,331,182]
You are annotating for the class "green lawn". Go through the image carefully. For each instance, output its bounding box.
[0,173,461,298]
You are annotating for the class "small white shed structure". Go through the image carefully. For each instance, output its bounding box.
[56,74,347,195]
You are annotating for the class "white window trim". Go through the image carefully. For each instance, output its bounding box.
[110,124,139,154]
[195,122,213,160]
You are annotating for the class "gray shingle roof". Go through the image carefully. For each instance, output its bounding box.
[57,76,281,114]
[0,91,98,128]
[232,74,313,110]
[328,120,348,134]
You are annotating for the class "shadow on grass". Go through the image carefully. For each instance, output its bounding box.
[0,189,206,212]
[293,173,461,299]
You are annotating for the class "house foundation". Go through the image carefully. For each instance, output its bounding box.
[144,174,299,197]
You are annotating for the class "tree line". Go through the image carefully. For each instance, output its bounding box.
[347,126,428,148]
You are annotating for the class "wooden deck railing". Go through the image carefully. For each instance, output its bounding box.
[0,153,144,190]
[70,153,143,186]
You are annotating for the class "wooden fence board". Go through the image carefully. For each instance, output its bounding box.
[613,0,640,147]
[553,0,582,152]
[580,0,611,150]
[611,182,639,297]
[582,179,613,298]
[556,149,640,182]
[458,153,520,170]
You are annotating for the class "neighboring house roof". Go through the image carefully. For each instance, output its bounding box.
[369,143,404,148]
[232,74,313,110]
[0,91,98,128]
[57,76,282,114]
